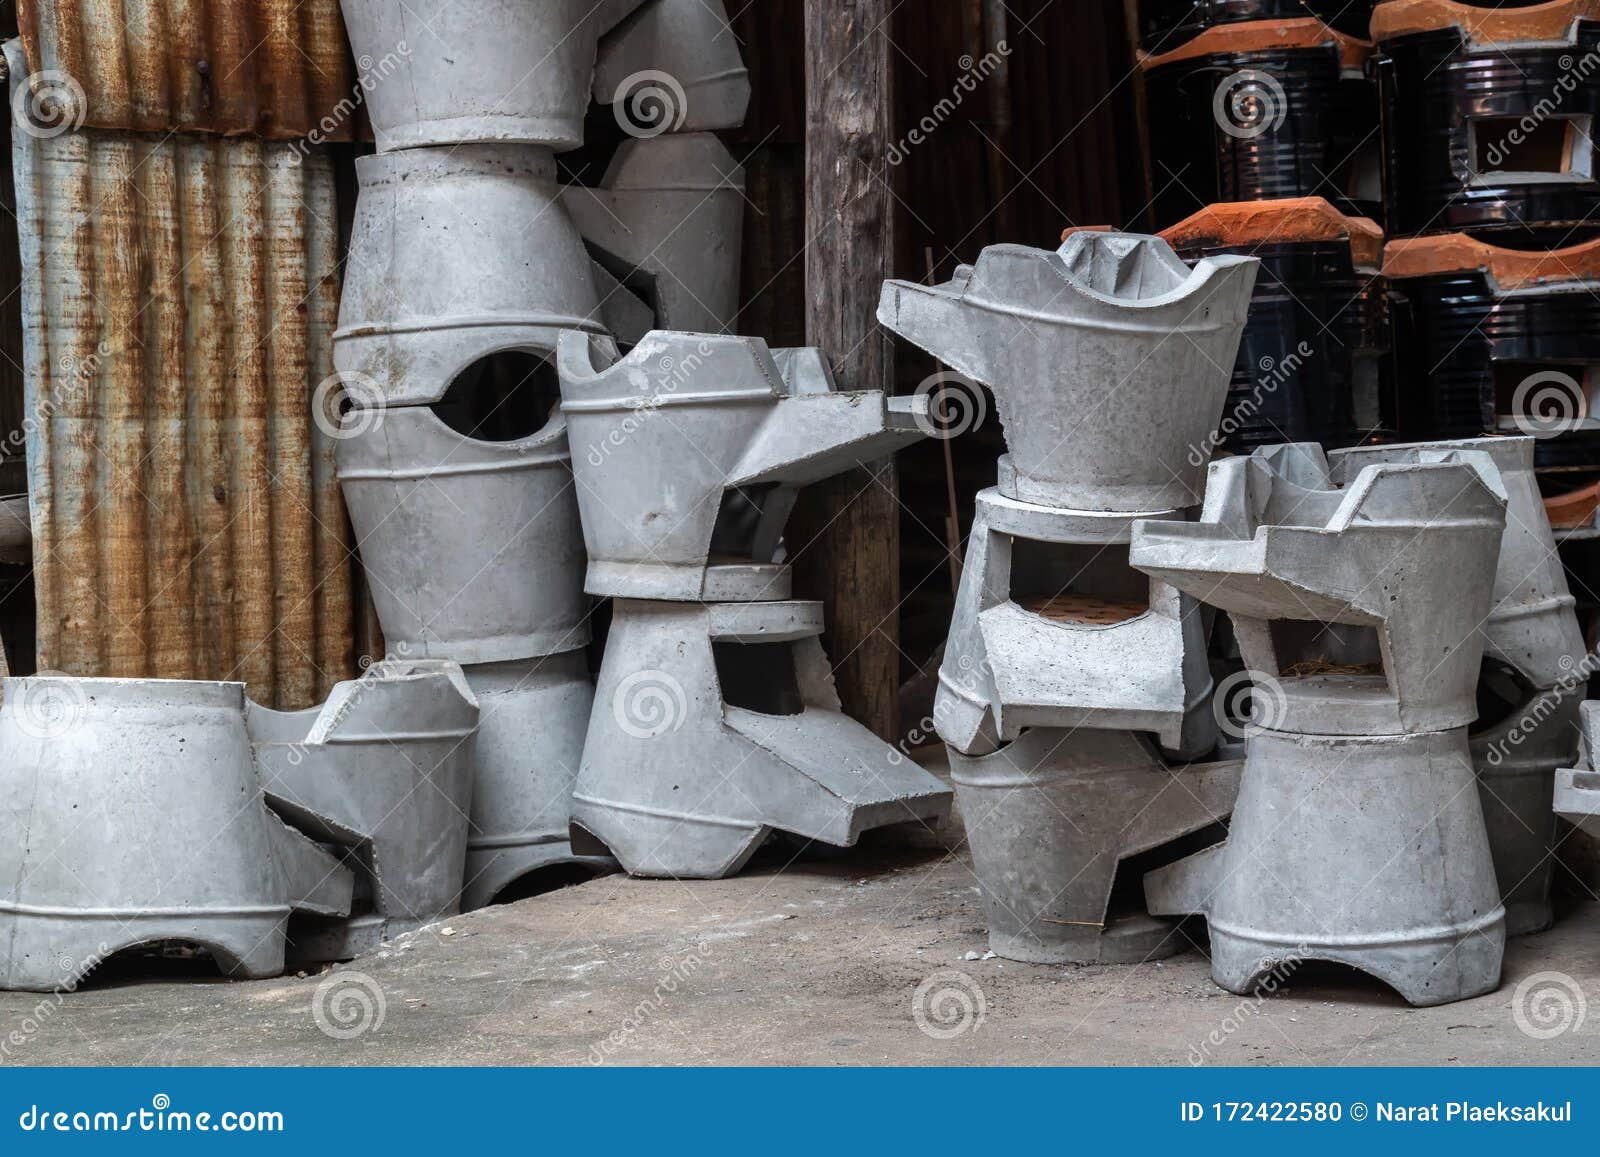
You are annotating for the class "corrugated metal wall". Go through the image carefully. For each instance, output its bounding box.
[12,120,354,707]
[15,0,358,139]
[728,0,1134,243]
[892,0,1135,258]
[726,23,1136,360]
[718,2,803,348]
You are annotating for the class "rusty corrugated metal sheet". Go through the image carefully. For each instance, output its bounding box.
[11,94,356,708]
[16,0,359,139]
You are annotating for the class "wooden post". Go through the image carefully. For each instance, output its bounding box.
[795,0,899,739]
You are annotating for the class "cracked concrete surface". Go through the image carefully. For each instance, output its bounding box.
[5,842,1598,1067]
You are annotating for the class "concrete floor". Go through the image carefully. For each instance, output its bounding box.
[5,843,1598,1066]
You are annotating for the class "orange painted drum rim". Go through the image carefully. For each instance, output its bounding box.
[1383,232,1600,287]
[1371,0,1600,47]
[1158,197,1385,269]
[1545,479,1600,529]
[1138,16,1373,70]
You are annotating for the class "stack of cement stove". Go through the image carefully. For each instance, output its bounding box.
[333,0,753,907]
[554,333,954,878]
[877,230,1261,963]
[0,0,952,990]
[1134,444,1520,1004]
[1335,438,1587,940]
[0,659,484,989]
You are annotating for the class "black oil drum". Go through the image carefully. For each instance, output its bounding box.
[1144,25,1380,228]
[1377,17,1600,242]
[1138,0,1373,53]
[1386,237,1600,470]
[1166,200,1395,451]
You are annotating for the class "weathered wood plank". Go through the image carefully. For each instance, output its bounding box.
[795,0,900,739]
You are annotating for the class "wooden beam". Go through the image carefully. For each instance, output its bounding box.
[794,0,900,739]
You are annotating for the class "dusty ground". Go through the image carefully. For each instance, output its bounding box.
[3,842,1597,1067]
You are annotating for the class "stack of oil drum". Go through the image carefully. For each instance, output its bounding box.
[1132,0,1600,936]
[1370,0,1600,542]
[1137,0,1392,452]
[1139,0,1600,554]
[332,0,752,912]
